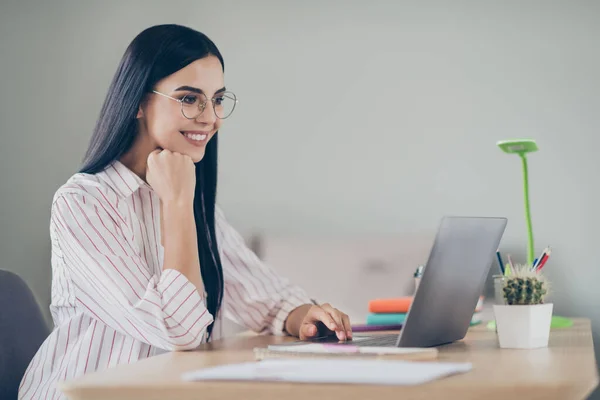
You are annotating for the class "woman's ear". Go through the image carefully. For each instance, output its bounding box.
[136,96,148,119]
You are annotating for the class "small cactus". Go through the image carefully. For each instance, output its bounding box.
[502,265,550,305]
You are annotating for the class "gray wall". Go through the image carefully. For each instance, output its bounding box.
[1,0,599,396]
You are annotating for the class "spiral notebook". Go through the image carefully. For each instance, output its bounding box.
[253,343,438,361]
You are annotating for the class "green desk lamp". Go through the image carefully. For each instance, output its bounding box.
[497,139,538,266]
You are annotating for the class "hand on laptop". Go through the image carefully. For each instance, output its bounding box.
[286,302,352,342]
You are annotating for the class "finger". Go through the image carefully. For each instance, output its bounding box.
[304,306,338,332]
[147,150,161,169]
[320,304,346,341]
[182,153,194,164]
[148,149,162,160]
[341,313,352,339]
[299,323,318,340]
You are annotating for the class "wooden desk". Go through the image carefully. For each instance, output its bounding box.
[61,318,599,400]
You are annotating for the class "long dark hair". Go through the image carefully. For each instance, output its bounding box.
[80,24,224,338]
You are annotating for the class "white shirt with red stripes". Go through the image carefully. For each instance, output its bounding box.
[18,160,313,400]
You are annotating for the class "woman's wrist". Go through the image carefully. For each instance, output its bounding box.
[284,304,313,337]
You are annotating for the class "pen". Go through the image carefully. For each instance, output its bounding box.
[532,246,549,270]
[496,250,505,275]
[536,248,552,272]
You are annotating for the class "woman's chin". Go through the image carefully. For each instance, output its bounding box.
[163,137,208,163]
[162,145,205,163]
[189,148,206,164]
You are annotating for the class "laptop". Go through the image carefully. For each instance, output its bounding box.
[301,215,507,348]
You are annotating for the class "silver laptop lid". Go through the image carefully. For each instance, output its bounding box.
[397,216,507,347]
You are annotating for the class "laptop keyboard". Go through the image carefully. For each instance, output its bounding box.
[346,334,398,347]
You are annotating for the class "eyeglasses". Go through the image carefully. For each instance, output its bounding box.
[152,90,238,119]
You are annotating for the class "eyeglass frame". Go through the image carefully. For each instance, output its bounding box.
[151,89,238,120]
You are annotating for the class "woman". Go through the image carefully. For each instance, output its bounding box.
[19,24,352,400]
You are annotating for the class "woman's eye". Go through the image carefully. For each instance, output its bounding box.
[214,97,224,105]
[182,95,197,105]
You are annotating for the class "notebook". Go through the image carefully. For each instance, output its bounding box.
[368,297,413,313]
[253,343,438,361]
[368,296,484,314]
[365,312,482,326]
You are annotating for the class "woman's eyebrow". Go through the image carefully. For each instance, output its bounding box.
[173,85,227,94]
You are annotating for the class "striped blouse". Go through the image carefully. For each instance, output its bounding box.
[18,160,312,400]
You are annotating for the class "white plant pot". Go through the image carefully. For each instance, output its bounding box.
[493,303,553,349]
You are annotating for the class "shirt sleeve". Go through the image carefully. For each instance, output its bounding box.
[51,190,213,351]
[215,206,314,335]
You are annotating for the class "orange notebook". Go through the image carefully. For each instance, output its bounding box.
[369,296,484,314]
[368,297,413,313]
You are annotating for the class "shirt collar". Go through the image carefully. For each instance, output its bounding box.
[101,160,150,198]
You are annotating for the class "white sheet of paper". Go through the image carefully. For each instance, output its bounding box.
[181,359,472,386]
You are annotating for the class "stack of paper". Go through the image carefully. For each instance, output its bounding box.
[182,358,472,386]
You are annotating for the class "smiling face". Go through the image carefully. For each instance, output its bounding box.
[131,55,226,166]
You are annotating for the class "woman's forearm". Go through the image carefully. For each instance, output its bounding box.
[161,200,205,294]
